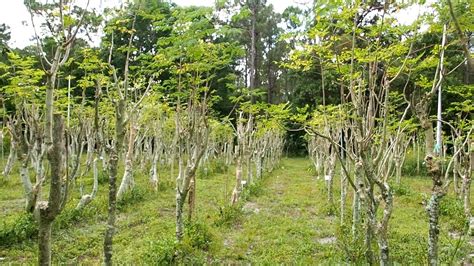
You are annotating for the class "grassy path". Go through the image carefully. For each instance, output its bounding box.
[218,158,338,263]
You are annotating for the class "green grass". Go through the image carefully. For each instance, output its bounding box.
[0,157,472,264]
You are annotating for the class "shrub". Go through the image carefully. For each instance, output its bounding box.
[184,220,214,251]
[334,224,366,263]
[143,236,178,264]
[319,203,337,217]
[402,150,426,176]
[197,160,229,179]
[241,183,264,201]
[158,179,174,192]
[214,205,243,227]
[391,182,412,196]
[389,231,427,263]
[0,213,37,247]
[209,159,229,174]
[97,171,109,185]
[143,221,214,264]
[117,187,147,211]
[439,196,467,232]
[55,205,98,230]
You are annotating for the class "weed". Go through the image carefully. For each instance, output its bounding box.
[439,196,467,232]
[117,187,147,211]
[334,224,366,263]
[143,236,178,264]
[391,182,412,196]
[214,204,243,227]
[184,220,215,251]
[0,213,37,247]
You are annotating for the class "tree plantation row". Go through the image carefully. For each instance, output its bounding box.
[0,0,473,265]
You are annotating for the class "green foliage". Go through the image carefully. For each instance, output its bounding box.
[391,182,413,196]
[184,220,215,251]
[0,52,45,107]
[214,204,243,227]
[241,183,264,201]
[402,149,426,176]
[334,224,366,263]
[97,170,109,185]
[389,231,427,263]
[439,196,467,232]
[143,236,178,264]
[157,179,174,192]
[143,221,215,264]
[319,202,337,217]
[198,160,229,179]
[55,205,99,230]
[117,186,147,211]
[208,160,230,175]
[0,213,38,247]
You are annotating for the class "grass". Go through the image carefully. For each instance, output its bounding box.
[0,157,472,264]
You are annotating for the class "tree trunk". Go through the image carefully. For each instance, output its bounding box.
[426,154,443,266]
[38,219,53,266]
[340,166,348,225]
[149,150,159,191]
[249,0,257,96]
[427,192,442,266]
[326,153,336,205]
[104,100,126,266]
[395,156,402,184]
[117,120,137,200]
[176,190,186,241]
[104,150,118,266]
[187,174,196,220]
[37,114,66,266]
[76,158,99,210]
[20,162,38,213]
[463,175,471,226]
[364,186,376,265]
[352,162,363,235]
[378,183,393,266]
[2,139,16,177]
[231,154,243,205]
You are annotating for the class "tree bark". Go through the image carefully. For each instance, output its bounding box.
[117,118,137,200]
[104,99,126,266]
[426,154,443,266]
[2,139,16,177]
[38,218,53,266]
[37,114,66,266]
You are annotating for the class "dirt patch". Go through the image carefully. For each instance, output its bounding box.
[243,202,260,214]
[316,236,336,245]
[157,207,174,217]
[448,231,462,239]
[223,238,234,248]
[0,198,25,214]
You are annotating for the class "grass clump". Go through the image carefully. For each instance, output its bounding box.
[391,182,413,196]
[439,196,467,232]
[143,220,215,264]
[198,160,229,179]
[184,220,215,251]
[0,213,37,247]
[143,236,179,264]
[334,224,366,263]
[214,204,243,227]
[117,186,148,211]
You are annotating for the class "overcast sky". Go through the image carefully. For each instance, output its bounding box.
[0,0,311,48]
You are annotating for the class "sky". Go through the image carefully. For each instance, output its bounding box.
[0,0,311,48]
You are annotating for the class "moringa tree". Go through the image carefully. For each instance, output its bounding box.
[289,1,423,264]
[25,0,97,264]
